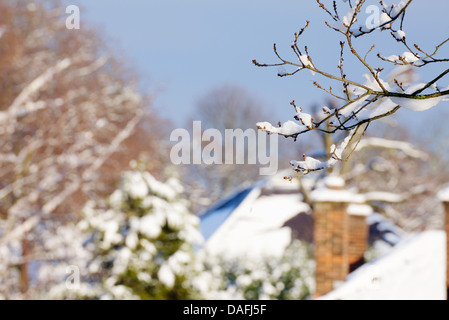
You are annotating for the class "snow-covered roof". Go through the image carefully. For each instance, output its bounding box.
[321,231,447,300]
[200,186,255,242]
[203,184,311,258]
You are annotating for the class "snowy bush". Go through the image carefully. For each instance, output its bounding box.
[63,171,204,300]
[195,240,314,300]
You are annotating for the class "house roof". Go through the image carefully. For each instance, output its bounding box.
[200,186,256,242]
[202,183,311,259]
[321,230,447,300]
[199,172,401,258]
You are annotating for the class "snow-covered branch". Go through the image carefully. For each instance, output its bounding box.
[289,129,356,176]
[253,0,449,174]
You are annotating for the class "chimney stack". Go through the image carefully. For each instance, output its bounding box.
[347,197,372,273]
[311,176,354,297]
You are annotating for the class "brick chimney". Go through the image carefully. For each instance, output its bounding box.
[311,176,354,297]
[347,198,372,273]
[438,185,449,300]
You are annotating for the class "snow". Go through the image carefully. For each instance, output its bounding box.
[290,130,355,174]
[158,264,175,288]
[291,156,323,172]
[139,215,163,238]
[143,172,179,201]
[392,0,407,16]
[311,188,355,203]
[379,12,391,25]
[391,95,445,112]
[322,106,331,114]
[364,97,397,119]
[204,184,311,259]
[310,174,356,203]
[257,121,307,136]
[67,171,203,299]
[109,189,123,209]
[333,8,356,33]
[125,232,138,249]
[27,3,37,11]
[347,203,373,217]
[295,112,314,129]
[137,272,152,283]
[324,176,345,189]
[1,58,73,124]
[383,232,401,245]
[437,184,449,202]
[123,171,148,199]
[366,212,385,224]
[384,52,423,66]
[401,53,422,65]
[299,55,315,75]
[363,191,405,203]
[356,137,423,159]
[321,231,446,300]
[264,171,302,190]
[392,30,406,41]
[339,97,366,117]
[362,73,391,92]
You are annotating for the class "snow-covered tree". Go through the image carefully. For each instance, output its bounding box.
[254,0,449,175]
[0,0,167,298]
[62,170,203,300]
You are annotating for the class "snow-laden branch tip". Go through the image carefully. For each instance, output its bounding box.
[257,121,308,138]
[392,30,406,41]
[379,52,424,67]
[290,129,356,175]
[257,106,315,139]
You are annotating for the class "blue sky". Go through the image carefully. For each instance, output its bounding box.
[74,0,449,139]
